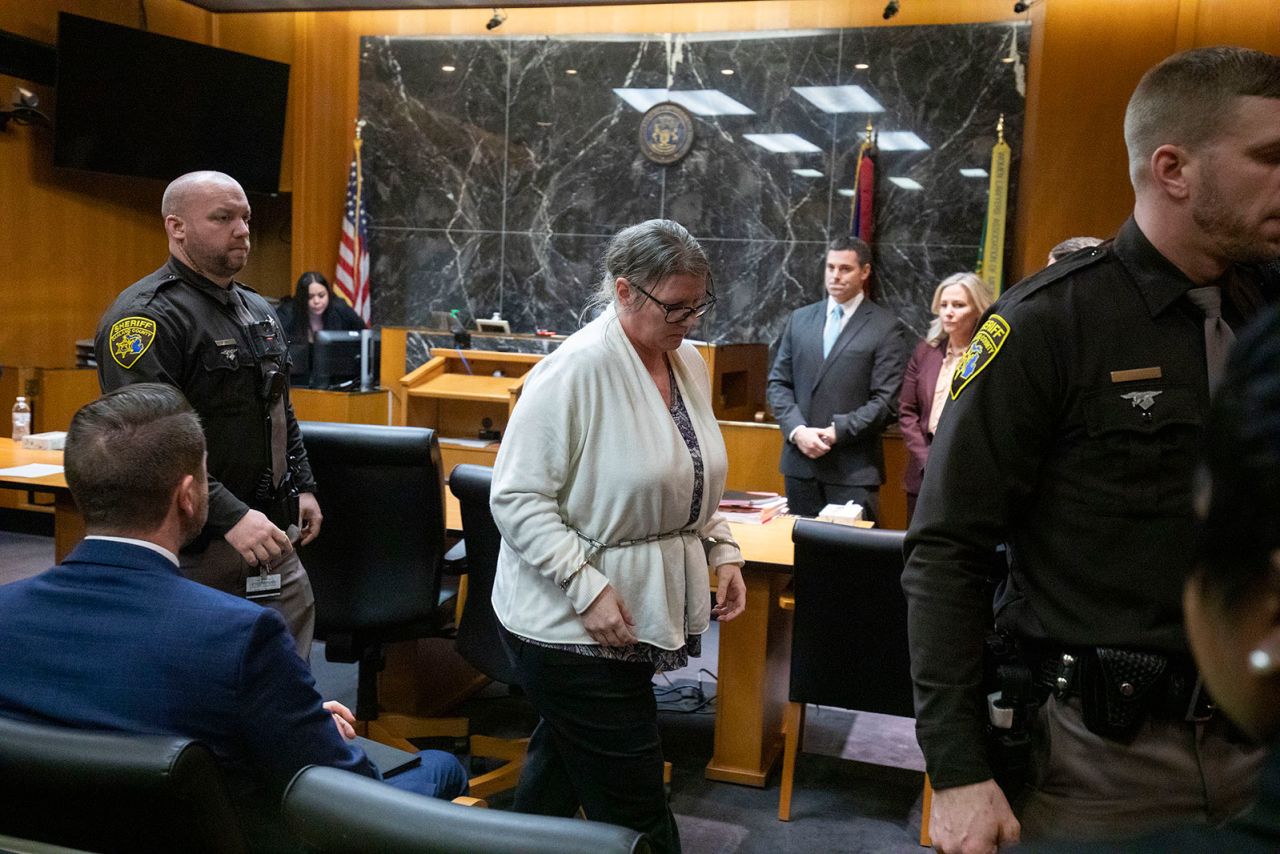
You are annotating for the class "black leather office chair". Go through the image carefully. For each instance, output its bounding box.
[777,520,928,837]
[282,765,651,854]
[298,422,457,729]
[0,715,247,853]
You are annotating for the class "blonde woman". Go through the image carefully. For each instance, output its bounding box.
[898,272,993,524]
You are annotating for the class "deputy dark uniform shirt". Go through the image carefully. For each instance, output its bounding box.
[902,218,1273,789]
[95,257,316,542]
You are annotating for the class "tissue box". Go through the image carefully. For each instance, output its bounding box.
[22,431,67,451]
[817,502,873,528]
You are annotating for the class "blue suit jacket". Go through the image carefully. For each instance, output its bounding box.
[0,539,374,799]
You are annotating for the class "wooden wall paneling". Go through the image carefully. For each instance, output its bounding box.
[0,0,210,369]
[1187,0,1280,52]
[1012,0,1181,277]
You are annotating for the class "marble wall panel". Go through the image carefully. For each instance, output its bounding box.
[361,37,510,231]
[504,37,670,235]
[368,229,503,327]
[360,22,1028,347]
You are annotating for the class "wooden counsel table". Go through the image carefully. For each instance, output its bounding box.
[0,439,82,562]
[446,492,796,787]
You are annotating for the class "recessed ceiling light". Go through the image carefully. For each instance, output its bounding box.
[1001,56,1016,63]
[837,188,855,197]
[721,68,734,76]
[792,168,824,178]
[889,176,924,190]
[878,131,930,151]
[441,65,456,72]
[792,85,884,114]
[613,88,756,116]
[742,133,823,154]
[960,168,989,178]
[566,68,578,75]
[854,63,870,70]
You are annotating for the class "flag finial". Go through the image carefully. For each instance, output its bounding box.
[996,114,1005,145]
[864,120,874,144]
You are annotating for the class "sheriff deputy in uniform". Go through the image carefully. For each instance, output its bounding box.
[96,171,321,660]
[903,47,1280,852]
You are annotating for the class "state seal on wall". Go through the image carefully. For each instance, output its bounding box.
[639,102,695,165]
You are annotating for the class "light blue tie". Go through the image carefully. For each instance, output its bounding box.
[822,304,844,358]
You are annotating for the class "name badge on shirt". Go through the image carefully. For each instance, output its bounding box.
[246,573,282,599]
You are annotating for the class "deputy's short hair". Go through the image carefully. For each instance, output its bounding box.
[1124,47,1280,188]
[65,383,206,532]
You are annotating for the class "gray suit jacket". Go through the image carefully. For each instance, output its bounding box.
[767,297,909,486]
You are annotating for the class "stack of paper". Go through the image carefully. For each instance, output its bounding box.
[718,490,788,524]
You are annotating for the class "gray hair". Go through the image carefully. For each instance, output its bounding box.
[65,383,206,532]
[1124,47,1280,189]
[1048,236,1104,264]
[584,219,712,321]
[925,272,994,346]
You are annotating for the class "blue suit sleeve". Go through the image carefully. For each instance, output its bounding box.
[234,609,378,790]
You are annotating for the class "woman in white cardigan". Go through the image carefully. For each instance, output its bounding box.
[490,220,746,853]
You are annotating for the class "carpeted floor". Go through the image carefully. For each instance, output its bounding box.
[0,521,930,853]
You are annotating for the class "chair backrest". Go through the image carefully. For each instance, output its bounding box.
[282,766,651,854]
[448,464,518,685]
[789,520,914,717]
[0,715,247,854]
[299,422,447,639]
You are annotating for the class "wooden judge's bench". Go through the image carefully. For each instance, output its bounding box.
[381,328,773,476]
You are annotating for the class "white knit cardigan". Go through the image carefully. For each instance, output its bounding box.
[490,306,745,650]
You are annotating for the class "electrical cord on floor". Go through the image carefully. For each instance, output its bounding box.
[653,672,717,715]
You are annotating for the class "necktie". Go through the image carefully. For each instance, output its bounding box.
[1185,286,1236,395]
[823,304,844,359]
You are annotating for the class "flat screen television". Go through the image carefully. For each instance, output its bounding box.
[312,330,381,391]
[53,13,290,194]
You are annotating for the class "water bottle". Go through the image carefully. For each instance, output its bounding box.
[11,396,31,442]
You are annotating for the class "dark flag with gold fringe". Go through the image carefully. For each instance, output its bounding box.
[849,121,877,244]
[975,114,1012,297]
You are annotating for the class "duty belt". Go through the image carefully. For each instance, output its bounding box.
[1032,645,1215,725]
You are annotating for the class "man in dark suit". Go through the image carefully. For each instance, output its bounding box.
[0,383,466,843]
[767,237,909,521]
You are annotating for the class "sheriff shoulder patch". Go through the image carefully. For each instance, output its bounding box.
[109,316,157,370]
[951,314,1010,400]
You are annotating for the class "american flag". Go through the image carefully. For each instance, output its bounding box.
[335,150,371,323]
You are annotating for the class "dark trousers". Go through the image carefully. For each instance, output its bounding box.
[507,638,680,854]
[784,476,879,523]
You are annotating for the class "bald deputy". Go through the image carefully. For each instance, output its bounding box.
[95,170,321,660]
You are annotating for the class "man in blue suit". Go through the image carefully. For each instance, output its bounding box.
[767,237,909,521]
[0,383,466,842]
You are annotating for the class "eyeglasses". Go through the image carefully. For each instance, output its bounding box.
[629,281,718,324]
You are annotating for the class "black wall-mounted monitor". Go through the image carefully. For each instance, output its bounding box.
[53,13,290,194]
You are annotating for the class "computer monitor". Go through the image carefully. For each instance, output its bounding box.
[311,330,380,390]
[288,342,312,387]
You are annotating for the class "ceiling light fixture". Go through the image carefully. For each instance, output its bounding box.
[566,68,578,75]
[1013,0,1043,12]
[485,7,507,30]
[441,65,456,72]
[854,63,870,70]
[883,0,900,20]
[721,69,735,76]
